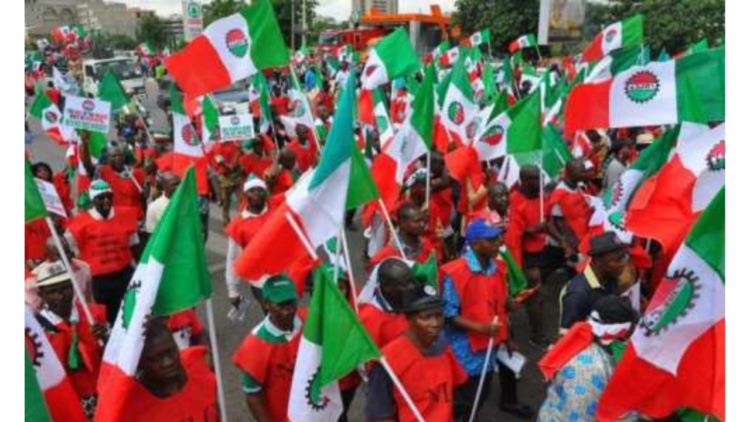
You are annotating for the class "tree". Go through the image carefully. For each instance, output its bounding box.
[137,14,168,49]
[270,0,319,49]
[584,0,724,54]
[453,0,540,54]
[202,0,243,27]
[201,0,318,50]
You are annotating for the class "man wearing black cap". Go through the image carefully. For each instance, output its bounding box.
[560,232,630,333]
[365,285,468,422]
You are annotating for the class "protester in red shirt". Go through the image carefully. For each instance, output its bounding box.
[548,158,594,265]
[369,201,443,269]
[33,260,109,419]
[286,124,318,173]
[359,258,419,349]
[115,318,219,422]
[81,133,147,219]
[65,180,139,325]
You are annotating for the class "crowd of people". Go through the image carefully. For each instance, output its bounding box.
[24,15,722,422]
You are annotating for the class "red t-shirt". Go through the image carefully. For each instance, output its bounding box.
[115,347,219,422]
[98,165,146,218]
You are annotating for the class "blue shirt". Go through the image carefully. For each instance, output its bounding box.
[304,69,316,91]
[442,249,501,377]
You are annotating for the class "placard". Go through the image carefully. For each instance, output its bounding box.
[63,96,111,134]
[35,178,67,218]
[219,114,255,142]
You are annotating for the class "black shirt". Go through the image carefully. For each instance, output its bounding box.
[365,334,449,421]
[560,265,618,329]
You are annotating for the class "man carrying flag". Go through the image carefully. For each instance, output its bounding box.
[65,180,140,325]
[233,274,304,422]
[94,167,216,422]
[365,284,468,422]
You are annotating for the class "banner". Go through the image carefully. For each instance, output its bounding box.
[62,96,111,134]
[219,114,255,142]
[35,178,67,217]
[538,0,586,44]
[182,0,204,42]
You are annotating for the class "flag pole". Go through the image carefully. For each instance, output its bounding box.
[289,64,323,154]
[45,217,95,325]
[380,357,427,422]
[377,198,407,259]
[538,151,545,224]
[468,316,499,422]
[204,297,229,422]
[339,226,359,314]
[424,152,432,212]
[285,211,319,260]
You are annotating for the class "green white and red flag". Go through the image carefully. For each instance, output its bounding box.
[165,0,288,99]
[441,58,478,146]
[29,91,75,146]
[234,74,379,281]
[597,188,725,422]
[508,34,537,54]
[466,29,490,47]
[564,48,725,137]
[25,305,89,422]
[288,266,382,421]
[473,88,541,162]
[439,46,462,67]
[96,168,213,422]
[135,43,155,57]
[625,122,725,260]
[581,15,643,63]
[371,65,435,212]
[249,72,273,134]
[361,28,421,90]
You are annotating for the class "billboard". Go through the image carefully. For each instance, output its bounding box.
[183,0,204,42]
[538,0,586,44]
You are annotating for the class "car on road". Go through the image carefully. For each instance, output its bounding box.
[83,57,146,100]
[157,75,250,115]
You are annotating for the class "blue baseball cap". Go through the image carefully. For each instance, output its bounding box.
[465,219,504,242]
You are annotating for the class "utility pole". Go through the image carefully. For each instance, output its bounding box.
[301,0,306,47]
[291,0,296,50]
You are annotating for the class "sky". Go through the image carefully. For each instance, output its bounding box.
[120,0,456,21]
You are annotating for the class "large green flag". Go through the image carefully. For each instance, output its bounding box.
[147,167,214,315]
[97,69,130,111]
[25,160,47,223]
[288,266,382,420]
[25,349,52,422]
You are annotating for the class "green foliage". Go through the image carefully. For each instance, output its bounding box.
[201,0,318,49]
[584,0,724,54]
[137,14,168,49]
[270,0,319,49]
[202,0,243,26]
[453,0,540,54]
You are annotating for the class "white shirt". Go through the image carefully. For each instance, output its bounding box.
[145,195,170,234]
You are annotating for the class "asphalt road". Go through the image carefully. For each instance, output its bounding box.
[26,79,561,422]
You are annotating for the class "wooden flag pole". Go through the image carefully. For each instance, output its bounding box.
[45,217,95,326]
[468,316,499,422]
[204,298,229,422]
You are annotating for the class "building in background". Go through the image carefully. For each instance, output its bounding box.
[25,0,79,38]
[26,0,154,40]
[352,0,398,17]
[163,15,186,47]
